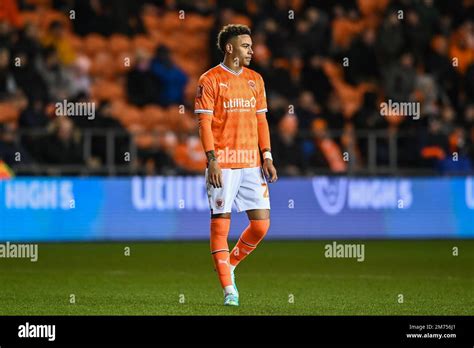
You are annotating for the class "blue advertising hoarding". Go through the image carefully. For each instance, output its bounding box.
[0,176,473,241]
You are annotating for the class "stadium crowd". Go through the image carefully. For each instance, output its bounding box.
[0,0,473,176]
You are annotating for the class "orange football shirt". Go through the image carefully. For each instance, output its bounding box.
[194,63,268,169]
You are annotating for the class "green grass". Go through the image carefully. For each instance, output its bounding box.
[0,240,473,315]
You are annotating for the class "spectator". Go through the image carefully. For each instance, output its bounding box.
[150,46,188,106]
[419,117,449,168]
[90,102,130,165]
[0,122,34,166]
[38,47,74,101]
[11,51,49,103]
[376,12,404,65]
[426,36,459,106]
[42,117,83,165]
[295,91,320,130]
[383,52,417,103]
[301,55,331,105]
[345,29,379,85]
[271,113,305,176]
[0,47,16,99]
[126,49,158,106]
[41,20,76,65]
[69,55,92,97]
[439,127,473,173]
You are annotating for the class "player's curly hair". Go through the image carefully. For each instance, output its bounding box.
[217,24,251,53]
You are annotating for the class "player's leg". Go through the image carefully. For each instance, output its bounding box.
[230,167,271,270]
[210,213,233,293]
[229,209,270,270]
[206,168,241,304]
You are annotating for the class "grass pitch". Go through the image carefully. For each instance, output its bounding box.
[0,240,472,315]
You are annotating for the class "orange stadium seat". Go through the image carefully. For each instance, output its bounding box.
[182,14,213,33]
[68,34,83,54]
[108,34,132,56]
[177,113,198,133]
[25,0,52,7]
[184,79,198,103]
[142,13,160,32]
[0,103,19,123]
[89,51,116,78]
[141,105,165,129]
[117,105,142,128]
[161,12,183,34]
[132,35,157,55]
[115,51,135,74]
[128,124,154,149]
[109,99,128,120]
[230,14,252,27]
[357,0,390,17]
[90,79,125,102]
[83,34,107,57]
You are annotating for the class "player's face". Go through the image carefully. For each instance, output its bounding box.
[232,34,253,67]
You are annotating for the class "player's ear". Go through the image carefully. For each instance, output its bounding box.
[225,42,233,54]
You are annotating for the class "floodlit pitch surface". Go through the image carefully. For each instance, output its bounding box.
[0,241,472,315]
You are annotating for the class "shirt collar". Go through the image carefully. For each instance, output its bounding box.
[219,62,243,76]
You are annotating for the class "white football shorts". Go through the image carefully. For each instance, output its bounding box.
[205,166,271,214]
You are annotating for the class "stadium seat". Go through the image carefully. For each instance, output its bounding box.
[108,34,132,56]
[90,51,116,79]
[117,105,142,129]
[0,103,19,123]
[84,34,107,57]
[141,105,165,129]
[132,35,157,55]
[115,51,135,74]
[90,79,125,102]
[128,124,154,149]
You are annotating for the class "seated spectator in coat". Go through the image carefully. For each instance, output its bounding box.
[41,20,76,66]
[42,117,83,165]
[271,113,305,176]
[126,49,158,106]
[0,122,34,166]
[150,46,188,107]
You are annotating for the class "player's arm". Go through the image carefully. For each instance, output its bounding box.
[195,75,222,188]
[256,75,277,183]
[257,113,277,183]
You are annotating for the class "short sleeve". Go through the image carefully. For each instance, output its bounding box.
[194,74,215,115]
[256,74,268,114]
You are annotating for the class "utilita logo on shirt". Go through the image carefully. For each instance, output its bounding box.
[223,97,256,110]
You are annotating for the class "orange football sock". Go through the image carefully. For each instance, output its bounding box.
[230,219,270,267]
[210,218,232,288]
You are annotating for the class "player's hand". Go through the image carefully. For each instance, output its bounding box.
[263,159,278,183]
[207,160,223,188]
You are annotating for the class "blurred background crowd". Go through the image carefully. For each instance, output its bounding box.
[0,0,473,177]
